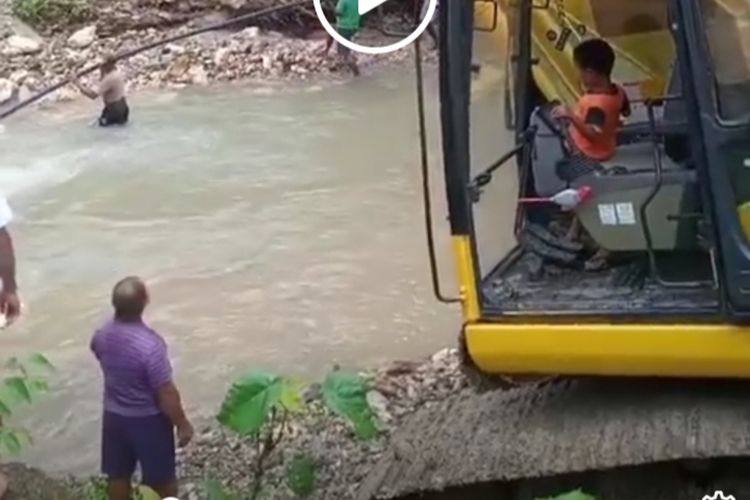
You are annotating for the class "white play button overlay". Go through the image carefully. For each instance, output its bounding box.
[314,0,438,55]
[358,0,388,15]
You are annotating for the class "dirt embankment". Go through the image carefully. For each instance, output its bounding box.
[0,0,427,110]
[2,349,469,500]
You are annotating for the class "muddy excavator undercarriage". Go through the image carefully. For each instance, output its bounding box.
[358,0,750,498]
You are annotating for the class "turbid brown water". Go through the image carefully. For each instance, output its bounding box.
[0,25,517,475]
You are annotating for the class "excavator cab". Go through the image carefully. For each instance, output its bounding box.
[357,3,750,497]
[437,0,750,377]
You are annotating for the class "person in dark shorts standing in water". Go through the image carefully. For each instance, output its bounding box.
[321,0,361,76]
[70,53,129,127]
[90,277,193,500]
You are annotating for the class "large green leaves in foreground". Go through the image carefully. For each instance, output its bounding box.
[0,354,54,457]
[536,489,597,500]
[217,371,304,435]
[134,486,162,500]
[321,371,378,440]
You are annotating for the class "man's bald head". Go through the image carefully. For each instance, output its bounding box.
[112,276,148,322]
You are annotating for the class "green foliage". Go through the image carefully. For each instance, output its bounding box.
[322,371,379,440]
[203,479,247,500]
[83,479,161,500]
[214,369,378,498]
[0,354,54,457]
[218,372,308,436]
[285,455,315,497]
[82,478,108,500]
[536,489,598,500]
[134,485,162,500]
[12,0,91,27]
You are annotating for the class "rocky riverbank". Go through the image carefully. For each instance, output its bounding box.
[0,0,435,112]
[176,348,469,500]
[1,348,469,500]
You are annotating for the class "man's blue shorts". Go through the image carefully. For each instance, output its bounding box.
[102,412,176,486]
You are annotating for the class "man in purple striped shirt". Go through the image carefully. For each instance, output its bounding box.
[91,277,193,500]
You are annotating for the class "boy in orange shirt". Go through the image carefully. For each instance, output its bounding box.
[551,38,630,162]
[550,38,630,269]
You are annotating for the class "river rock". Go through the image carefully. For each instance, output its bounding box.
[261,54,273,70]
[55,86,78,102]
[219,0,245,9]
[367,390,392,423]
[165,53,192,81]
[242,26,260,38]
[3,35,41,56]
[17,85,31,102]
[0,79,15,105]
[188,64,209,85]
[8,69,28,85]
[67,25,96,48]
[164,43,186,55]
[213,46,232,66]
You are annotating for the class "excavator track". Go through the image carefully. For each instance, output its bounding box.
[356,377,750,499]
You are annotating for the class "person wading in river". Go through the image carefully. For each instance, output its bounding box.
[69,53,130,127]
[91,277,193,500]
[321,0,361,76]
[0,194,21,500]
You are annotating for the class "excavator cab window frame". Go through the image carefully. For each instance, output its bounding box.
[677,0,750,319]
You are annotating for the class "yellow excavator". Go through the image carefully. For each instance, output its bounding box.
[359,0,750,498]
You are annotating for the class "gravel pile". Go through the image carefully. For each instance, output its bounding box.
[178,348,470,500]
[0,22,428,110]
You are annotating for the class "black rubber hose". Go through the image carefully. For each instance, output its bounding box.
[0,0,311,121]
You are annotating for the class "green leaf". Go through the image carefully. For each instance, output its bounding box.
[26,377,50,397]
[536,489,598,500]
[135,486,161,500]
[5,357,20,371]
[285,454,316,497]
[0,430,23,455]
[321,371,379,440]
[217,371,283,435]
[11,429,31,448]
[0,396,12,417]
[203,479,240,500]
[26,353,55,373]
[2,377,32,404]
[279,378,306,413]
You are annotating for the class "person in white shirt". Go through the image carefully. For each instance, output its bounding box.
[0,195,19,324]
[0,194,19,499]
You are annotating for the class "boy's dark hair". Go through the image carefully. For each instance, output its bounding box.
[573,39,615,78]
[112,276,148,321]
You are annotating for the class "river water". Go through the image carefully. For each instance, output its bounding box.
[0,23,514,474]
[0,65,470,473]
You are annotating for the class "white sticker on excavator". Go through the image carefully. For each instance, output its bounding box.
[598,204,618,225]
[615,203,636,225]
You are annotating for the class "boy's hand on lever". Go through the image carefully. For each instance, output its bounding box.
[551,104,571,120]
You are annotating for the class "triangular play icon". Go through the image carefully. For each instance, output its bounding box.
[358,0,389,15]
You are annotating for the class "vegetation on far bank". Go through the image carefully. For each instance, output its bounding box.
[12,0,92,29]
